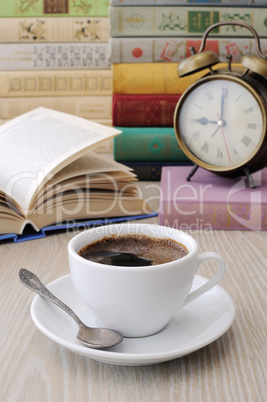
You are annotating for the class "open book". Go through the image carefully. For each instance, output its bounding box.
[0,107,153,240]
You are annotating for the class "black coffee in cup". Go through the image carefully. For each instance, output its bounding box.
[78,235,188,266]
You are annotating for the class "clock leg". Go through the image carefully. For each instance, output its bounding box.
[186,164,199,181]
[244,168,256,189]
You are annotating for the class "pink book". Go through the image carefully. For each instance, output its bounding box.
[159,166,267,231]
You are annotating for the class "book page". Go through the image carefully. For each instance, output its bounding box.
[45,151,136,188]
[0,108,121,214]
[31,151,138,209]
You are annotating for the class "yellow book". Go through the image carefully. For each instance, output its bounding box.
[112,63,243,95]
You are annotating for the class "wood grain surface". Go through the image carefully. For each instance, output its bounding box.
[0,181,266,402]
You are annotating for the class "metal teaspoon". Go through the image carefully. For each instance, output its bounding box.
[19,269,124,349]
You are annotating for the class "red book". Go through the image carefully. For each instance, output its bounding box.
[112,94,181,127]
[159,166,267,231]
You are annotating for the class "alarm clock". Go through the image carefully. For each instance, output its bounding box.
[173,22,267,188]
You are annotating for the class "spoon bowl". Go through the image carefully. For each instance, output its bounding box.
[19,269,124,349]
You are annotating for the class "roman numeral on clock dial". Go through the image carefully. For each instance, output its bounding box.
[241,136,252,146]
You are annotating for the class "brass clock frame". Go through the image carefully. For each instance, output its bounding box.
[173,22,267,186]
[174,72,267,176]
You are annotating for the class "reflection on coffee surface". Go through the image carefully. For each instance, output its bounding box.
[78,235,188,266]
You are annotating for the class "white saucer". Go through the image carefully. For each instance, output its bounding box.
[31,274,235,366]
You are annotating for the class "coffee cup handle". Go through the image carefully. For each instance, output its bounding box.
[182,252,226,307]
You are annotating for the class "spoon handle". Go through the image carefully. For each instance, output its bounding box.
[19,269,82,326]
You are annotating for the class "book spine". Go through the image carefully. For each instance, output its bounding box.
[112,62,242,95]
[159,198,266,231]
[159,167,267,231]
[113,127,190,161]
[0,96,112,120]
[109,6,267,37]
[110,0,264,4]
[110,37,267,64]
[120,161,193,181]
[0,0,109,17]
[0,17,109,43]
[159,201,265,231]
[0,70,112,97]
[0,43,112,70]
[112,94,181,127]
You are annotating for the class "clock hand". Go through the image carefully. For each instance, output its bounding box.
[220,90,225,121]
[211,125,221,137]
[217,113,231,163]
[193,117,218,125]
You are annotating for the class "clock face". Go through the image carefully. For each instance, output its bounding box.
[175,75,265,171]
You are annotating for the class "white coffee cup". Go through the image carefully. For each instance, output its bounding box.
[68,223,226,338]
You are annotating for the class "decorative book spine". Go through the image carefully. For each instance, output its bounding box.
[112,95,181,127]
[112,63,242,95]
[0,17,109,43]
[0,96,112,120]
[0,43,111,70]
[113,127,190,162]
[0,70,112,97]
[159,167,267,231]
[0,0,109,17]
[109,6,267,37]
[110,37,267,64]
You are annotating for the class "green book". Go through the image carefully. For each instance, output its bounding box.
[110,6,267,37]
[114,127,190,162]
[0,0,109,17]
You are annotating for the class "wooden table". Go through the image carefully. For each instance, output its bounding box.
[1,181,266,402]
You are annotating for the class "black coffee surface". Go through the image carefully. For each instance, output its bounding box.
[78,235,188,266]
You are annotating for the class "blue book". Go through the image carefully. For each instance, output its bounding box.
[0,213,158,243]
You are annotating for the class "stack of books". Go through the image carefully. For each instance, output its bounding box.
[109,0,267,179]
[0,0,113,151]
[110,0,267,65]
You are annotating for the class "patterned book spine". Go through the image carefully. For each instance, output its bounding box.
[159,166,267,231]
[109,6,267,37]
[0,70,112,97]
[110,0,265,4]
[110,37,267,64]
[0,43,111,70]
[112,94,181,127]
[0,96,112,120]
[0,17,109,43]
[112,62,242,95]
[0,0,109,17]
[113,127,190,161]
